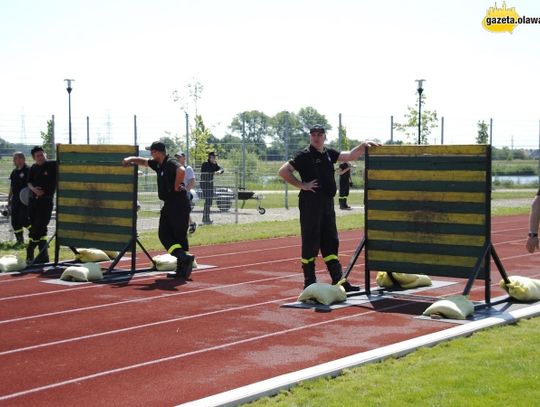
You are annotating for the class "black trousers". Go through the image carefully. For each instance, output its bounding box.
[299,193,340,265]
[339,177,350,198]
[11,199,30,234]
[202,189,213,222]
[28,196,53,241]
[159,193,191,253]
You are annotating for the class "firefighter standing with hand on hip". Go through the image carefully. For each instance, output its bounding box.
[278,125,379,291]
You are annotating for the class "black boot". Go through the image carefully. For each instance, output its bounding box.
[35,240,50,264]
[26,240,37,264]
[168,249,195,279]
[302,262,317,289]
[339,198,347,210]
[328,261,360,292]
[343,198,352,210]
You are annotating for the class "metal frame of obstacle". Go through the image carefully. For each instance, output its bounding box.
[52,144,153,274]
[344,145,510,305]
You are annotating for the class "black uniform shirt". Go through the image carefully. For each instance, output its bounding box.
[28,160,57,197]
[10,164,30,202]
[148,156,181,201]
[200,161,222,192]
[289,145,340,197]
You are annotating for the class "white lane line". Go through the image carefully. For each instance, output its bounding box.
[0,299,415,402]
[0,271,305,325]
[0,295,298,356]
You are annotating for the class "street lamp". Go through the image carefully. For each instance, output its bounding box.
[415,79,425,144]
[64,79,75,144]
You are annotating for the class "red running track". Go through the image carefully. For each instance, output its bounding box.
[0,214,538,406]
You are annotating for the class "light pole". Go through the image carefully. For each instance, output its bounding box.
[64,79,75,144]
[415,79,425,145]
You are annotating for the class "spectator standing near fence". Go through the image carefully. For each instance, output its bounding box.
[122,141,194,279]
[8,152,31,246]
[175,151,197,234]
[278,125,379,291]
[27,146,57,264]
[526,190,540,253]
[200,152,223,225]
[337,162,353,210]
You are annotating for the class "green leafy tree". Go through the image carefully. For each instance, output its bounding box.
[229,110,270,157]
[191,115,215,167]
[394,94,438,144]
[476,120,489,144]
[40,119,55,158]
[158,135,179,154]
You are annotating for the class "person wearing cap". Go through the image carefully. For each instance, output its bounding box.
[174,151,197,234]
[200,151,224,225]
[8,152,31,246]
[27,146,57,264]
[122,141,194,279]
[526,190,540,253]
[278,125,379,291]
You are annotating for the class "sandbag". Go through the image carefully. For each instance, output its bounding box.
[499,275,540,301]
[423,296,474,320]
[298,283,347,305]
[60,263,103,282]
[103,250,120,260]
[153,254,177,271]
[0,255,27,272]
[376,272,432,289]
[75,248,110,262]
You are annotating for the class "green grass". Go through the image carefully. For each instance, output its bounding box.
[248,317,540,407]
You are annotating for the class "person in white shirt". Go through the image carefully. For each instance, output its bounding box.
[175,152,197,233]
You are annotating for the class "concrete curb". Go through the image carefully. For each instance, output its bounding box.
[180,303,540,407]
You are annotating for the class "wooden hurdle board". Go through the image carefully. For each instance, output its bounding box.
[54,144,150,272]
[357,144,508,303]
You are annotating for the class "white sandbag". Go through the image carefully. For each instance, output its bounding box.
[0,255,27,272]
[75,248,110,262]
[298,283,347,306]
[376,272,432,289]
[153,254,177,271]
[103,250,120,260]
[423,296,474,320]
[60,263,103,282]
[499,275,540,301]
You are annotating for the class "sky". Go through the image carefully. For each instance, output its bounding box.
[1,0,540,149]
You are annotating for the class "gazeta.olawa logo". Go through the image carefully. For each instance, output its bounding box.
[482,1,540,33]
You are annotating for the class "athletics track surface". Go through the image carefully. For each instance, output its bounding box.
[0,214,538,406]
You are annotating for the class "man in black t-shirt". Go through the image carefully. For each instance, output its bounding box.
[27,146,57,264]
[526,188,540,253]
[278,125,378,291]
[123,141,194,279]
[200,152,223,225]
[8,152,30,246]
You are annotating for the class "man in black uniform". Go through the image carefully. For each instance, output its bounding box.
[200,152,223,225]
[278,125,378,291]
[337,162,353,210]
[8,152,31,246]
[122,141,194,279]
[27,146,57,264]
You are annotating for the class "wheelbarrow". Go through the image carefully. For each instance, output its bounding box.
[215,188,266,214]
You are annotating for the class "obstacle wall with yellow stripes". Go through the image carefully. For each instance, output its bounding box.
[365,145,490,279]
[56,144,138,252]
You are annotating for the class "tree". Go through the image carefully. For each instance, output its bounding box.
[393,94,438,144]
[191,115,215,166]
[229,110,270,157]
[158,135,179,153]
[476,120,489,144]
[40,119,55,158]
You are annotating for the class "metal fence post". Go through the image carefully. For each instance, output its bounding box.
[441,116,444,145]
[390,115,393,143]
[86,116,90,144]
[133,115,138,146]
[185,112,189,164]
[284,111,289,210]
[338,113,342,151]
[489,117,493,145]
[242,118,246,189]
